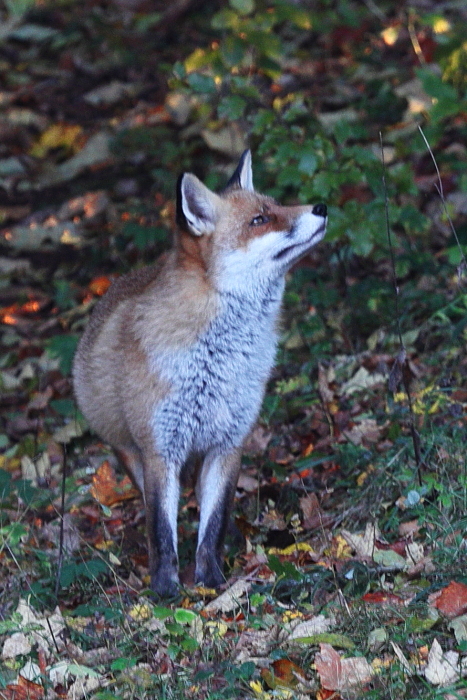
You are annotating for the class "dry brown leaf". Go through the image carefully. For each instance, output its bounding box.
[287,614,333,641]
[340,366,386,396]
[237,473,259,492]
[315,643,374,692]
[300,492,326,530]
[90,460,139,507]
[203,579,251,614]
[1,676,44,700]
[424,638,467,686]
[243,425,272,454]
[261,658,306,689]
[2,632,31,660]
[430,581,467,619]
[318,363,334,404]
[343,418,382,445]
[341,522,379,558]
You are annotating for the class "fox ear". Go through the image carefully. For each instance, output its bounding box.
[177,173,220,236]
[225,149,254,192]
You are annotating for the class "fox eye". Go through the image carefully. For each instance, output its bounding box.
[250,214,269,226]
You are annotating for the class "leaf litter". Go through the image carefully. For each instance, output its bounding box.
[0,0,467,698]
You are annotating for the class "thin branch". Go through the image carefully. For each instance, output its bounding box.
[54,445,67,600]
[418,125,467,280]
[380,132,423,484]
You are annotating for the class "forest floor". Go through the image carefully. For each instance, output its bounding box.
[0,1,467,698]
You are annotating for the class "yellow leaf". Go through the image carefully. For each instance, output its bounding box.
[282,610,304,623]
[268,542,314,556]
[357,464,375,486]
[205,620,228,637]
[30,124,83,158]
[333,534,352,559]
[129,604,152,621]
[94,539,114,551]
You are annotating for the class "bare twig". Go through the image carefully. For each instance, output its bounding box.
[54,445,67,600]
[380,132,423,484]
[418,125,467,281]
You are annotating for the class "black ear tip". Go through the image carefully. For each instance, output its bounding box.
[176,173,187,229]
[224,149,252,192]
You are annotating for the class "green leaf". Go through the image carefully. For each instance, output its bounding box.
[267,554,302,581]
[67,664,101,678]
[50,399,76,417]
[417,67,458,101]
[174,609,198,624]
[0,522,27,547]
[218,95,246,120]
[229,0,255,15]
[186,73,217,94]
[110,657,138,671]
[153,606,174,619]
[0,469,11,501]
[181,636,199,652]
[46,334,79,376]
[298,152,318,176]
[293,632,355,649]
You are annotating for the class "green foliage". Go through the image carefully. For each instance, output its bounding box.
[59,558,109,588]
[46,334,79,375]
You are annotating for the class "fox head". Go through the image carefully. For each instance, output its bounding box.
[176,150,327,294]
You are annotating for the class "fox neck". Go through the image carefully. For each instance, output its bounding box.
[176,229,285,304]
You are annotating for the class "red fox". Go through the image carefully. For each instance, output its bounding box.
[73,151,327,596]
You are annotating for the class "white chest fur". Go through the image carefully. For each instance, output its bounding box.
[151,282,284,466]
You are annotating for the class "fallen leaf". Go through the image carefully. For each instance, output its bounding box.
[424,638,467,686]
[90,460,139,507]
[343,418,382,445]
[237,473,259,492]
[390,641,415,674]
[300,492,325,530]
[340,366,386,396]
[367,627,388,652]
[450,614,467,643]
[261,658,306,689]
[318,363,334,403]
[201,123,246,157]
[315,643,374,692]
[287,614,333,640]
[19,660,41,682]
[362,591,404,605]
[1,676,44,700]
[2,632,31,659]
[53,419,84,444]
[66,675,101,700]
[204,579,251,614]
[341,522,379,558]
[243,425,272,454]
[38,131,114,187]
[83,80,141,106]
[88,275,113,297]
[29,123,83,158]
[2,221,82,250]
[430,581,467,619]
[373,547,407,569]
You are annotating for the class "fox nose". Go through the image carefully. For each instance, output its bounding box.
[312,203,327,218]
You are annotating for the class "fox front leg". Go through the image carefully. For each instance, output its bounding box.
[195,449,242,589]
[143,454,181,597]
